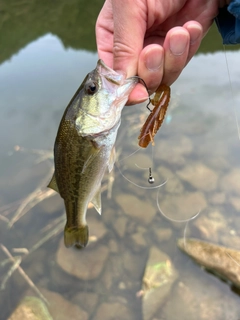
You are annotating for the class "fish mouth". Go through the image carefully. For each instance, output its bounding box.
[97,59,126,86]
[97,59,138,100]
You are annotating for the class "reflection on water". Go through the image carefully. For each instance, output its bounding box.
[1,2,240,319]
[0,0,104,64]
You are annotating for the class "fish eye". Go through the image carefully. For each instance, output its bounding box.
[85,81,98,95]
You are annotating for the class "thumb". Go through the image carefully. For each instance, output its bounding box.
[112,0,147,77]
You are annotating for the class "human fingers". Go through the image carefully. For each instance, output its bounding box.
[96,0,114,68]
[126,44,164,105]
[127,83,149,105]
[161,27,190,86]
[183,21,203,65]
[137,44,164,94]
[162,23,203,85]
[111,0,147,77]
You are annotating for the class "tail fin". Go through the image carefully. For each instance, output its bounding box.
[64,225,89,248]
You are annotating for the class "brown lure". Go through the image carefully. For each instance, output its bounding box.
[138,84,171,148]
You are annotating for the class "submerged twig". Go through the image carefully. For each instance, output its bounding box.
[14,145,53,164]
[0,215,10,224]
[8,168,54,228]
[1,256,22,290]
[0,244,48,305]
[28,216,65,255]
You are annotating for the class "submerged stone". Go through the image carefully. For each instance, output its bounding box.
[56,240,109,280]
[8,296,52,320]
[115,194,156,225]
[141,247,178,320]
[177,163,218,191]
[178,237,240,288]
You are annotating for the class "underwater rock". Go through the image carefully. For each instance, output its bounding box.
[123,249,147,281]
[141,247,178,320]
[159,191,207,222]
[130,231,147,252]
[178,238,240,288]
[220,234,240,251]
[113,216,128,238]
[157,166,184,194]
[177,163,218,192]
[72,292,98,317]
[93,301,133,320]
[56,240,109,280]
[100,253,127,291]
[161,277,240,320]
[220,168,240,196]
[193,210,227,242]
[86,214,108,241]
[8,296,52,320]
[108,239,118,253]
[40,289,88,320]
[115,194,156,225]
[155,135,193,165]
[209,192,226,205]
[229,195,240,211]
[154,227,172,243]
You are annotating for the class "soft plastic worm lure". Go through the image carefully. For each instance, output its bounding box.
[138,84,171,148]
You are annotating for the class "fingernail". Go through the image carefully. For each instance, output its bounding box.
[190,26,202,45]
[145,54,163,71]
[169,33,188,56]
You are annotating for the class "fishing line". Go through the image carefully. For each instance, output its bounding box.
[221,34,240,270]
[134,163,150,170]
[216,12,239,141]
[117,75,157,186]
[118,147,142,163]
[115,161,167,190]
[150,139,155,182]
[226,252,240,266]
[223,46,240,141]
[128,76,152,111]
[183,220,190,250]
[133,164,155,184]
[133,141,156,183]
[182,212,202,250]
[156,186,201,223]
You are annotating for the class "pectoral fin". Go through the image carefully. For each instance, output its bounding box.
[91,185,102,215]
[81,146,101,174]
[108,146,116,173]
[47,173,59,193]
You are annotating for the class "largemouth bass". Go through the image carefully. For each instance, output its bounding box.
[48,60,137,248]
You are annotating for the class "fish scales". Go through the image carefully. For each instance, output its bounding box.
[48,60,137,248]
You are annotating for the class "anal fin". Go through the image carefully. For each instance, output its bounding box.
[91,185,102,215]
[108,146,116,173]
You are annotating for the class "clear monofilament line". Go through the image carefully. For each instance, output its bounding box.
[223,45,240,141]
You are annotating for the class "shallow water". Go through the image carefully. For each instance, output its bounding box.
[1,1,240,319]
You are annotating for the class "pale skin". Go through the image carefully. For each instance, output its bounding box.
[96,0,230,104]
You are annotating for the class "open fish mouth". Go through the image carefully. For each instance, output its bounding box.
[97,60,138,101]
[97,59,138,88]
[96,59,125,86]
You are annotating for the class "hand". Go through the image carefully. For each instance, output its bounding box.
[96,0,220,104]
